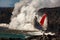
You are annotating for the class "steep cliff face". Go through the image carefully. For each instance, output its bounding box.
[0,7,13,24]
[39,7,60,33]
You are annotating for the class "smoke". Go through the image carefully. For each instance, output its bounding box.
[9,0,40,30]
[11,0,60,19]
[9,0,60,35]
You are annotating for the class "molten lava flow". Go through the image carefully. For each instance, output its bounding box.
[40,13,47,26]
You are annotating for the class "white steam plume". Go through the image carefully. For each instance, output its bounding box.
[9,0,59,35]
[11,0,60,19]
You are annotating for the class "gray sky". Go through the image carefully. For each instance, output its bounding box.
[0,0,20,7]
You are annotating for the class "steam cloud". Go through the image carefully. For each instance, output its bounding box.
[11,0,60,18]
[9,0,60,35]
